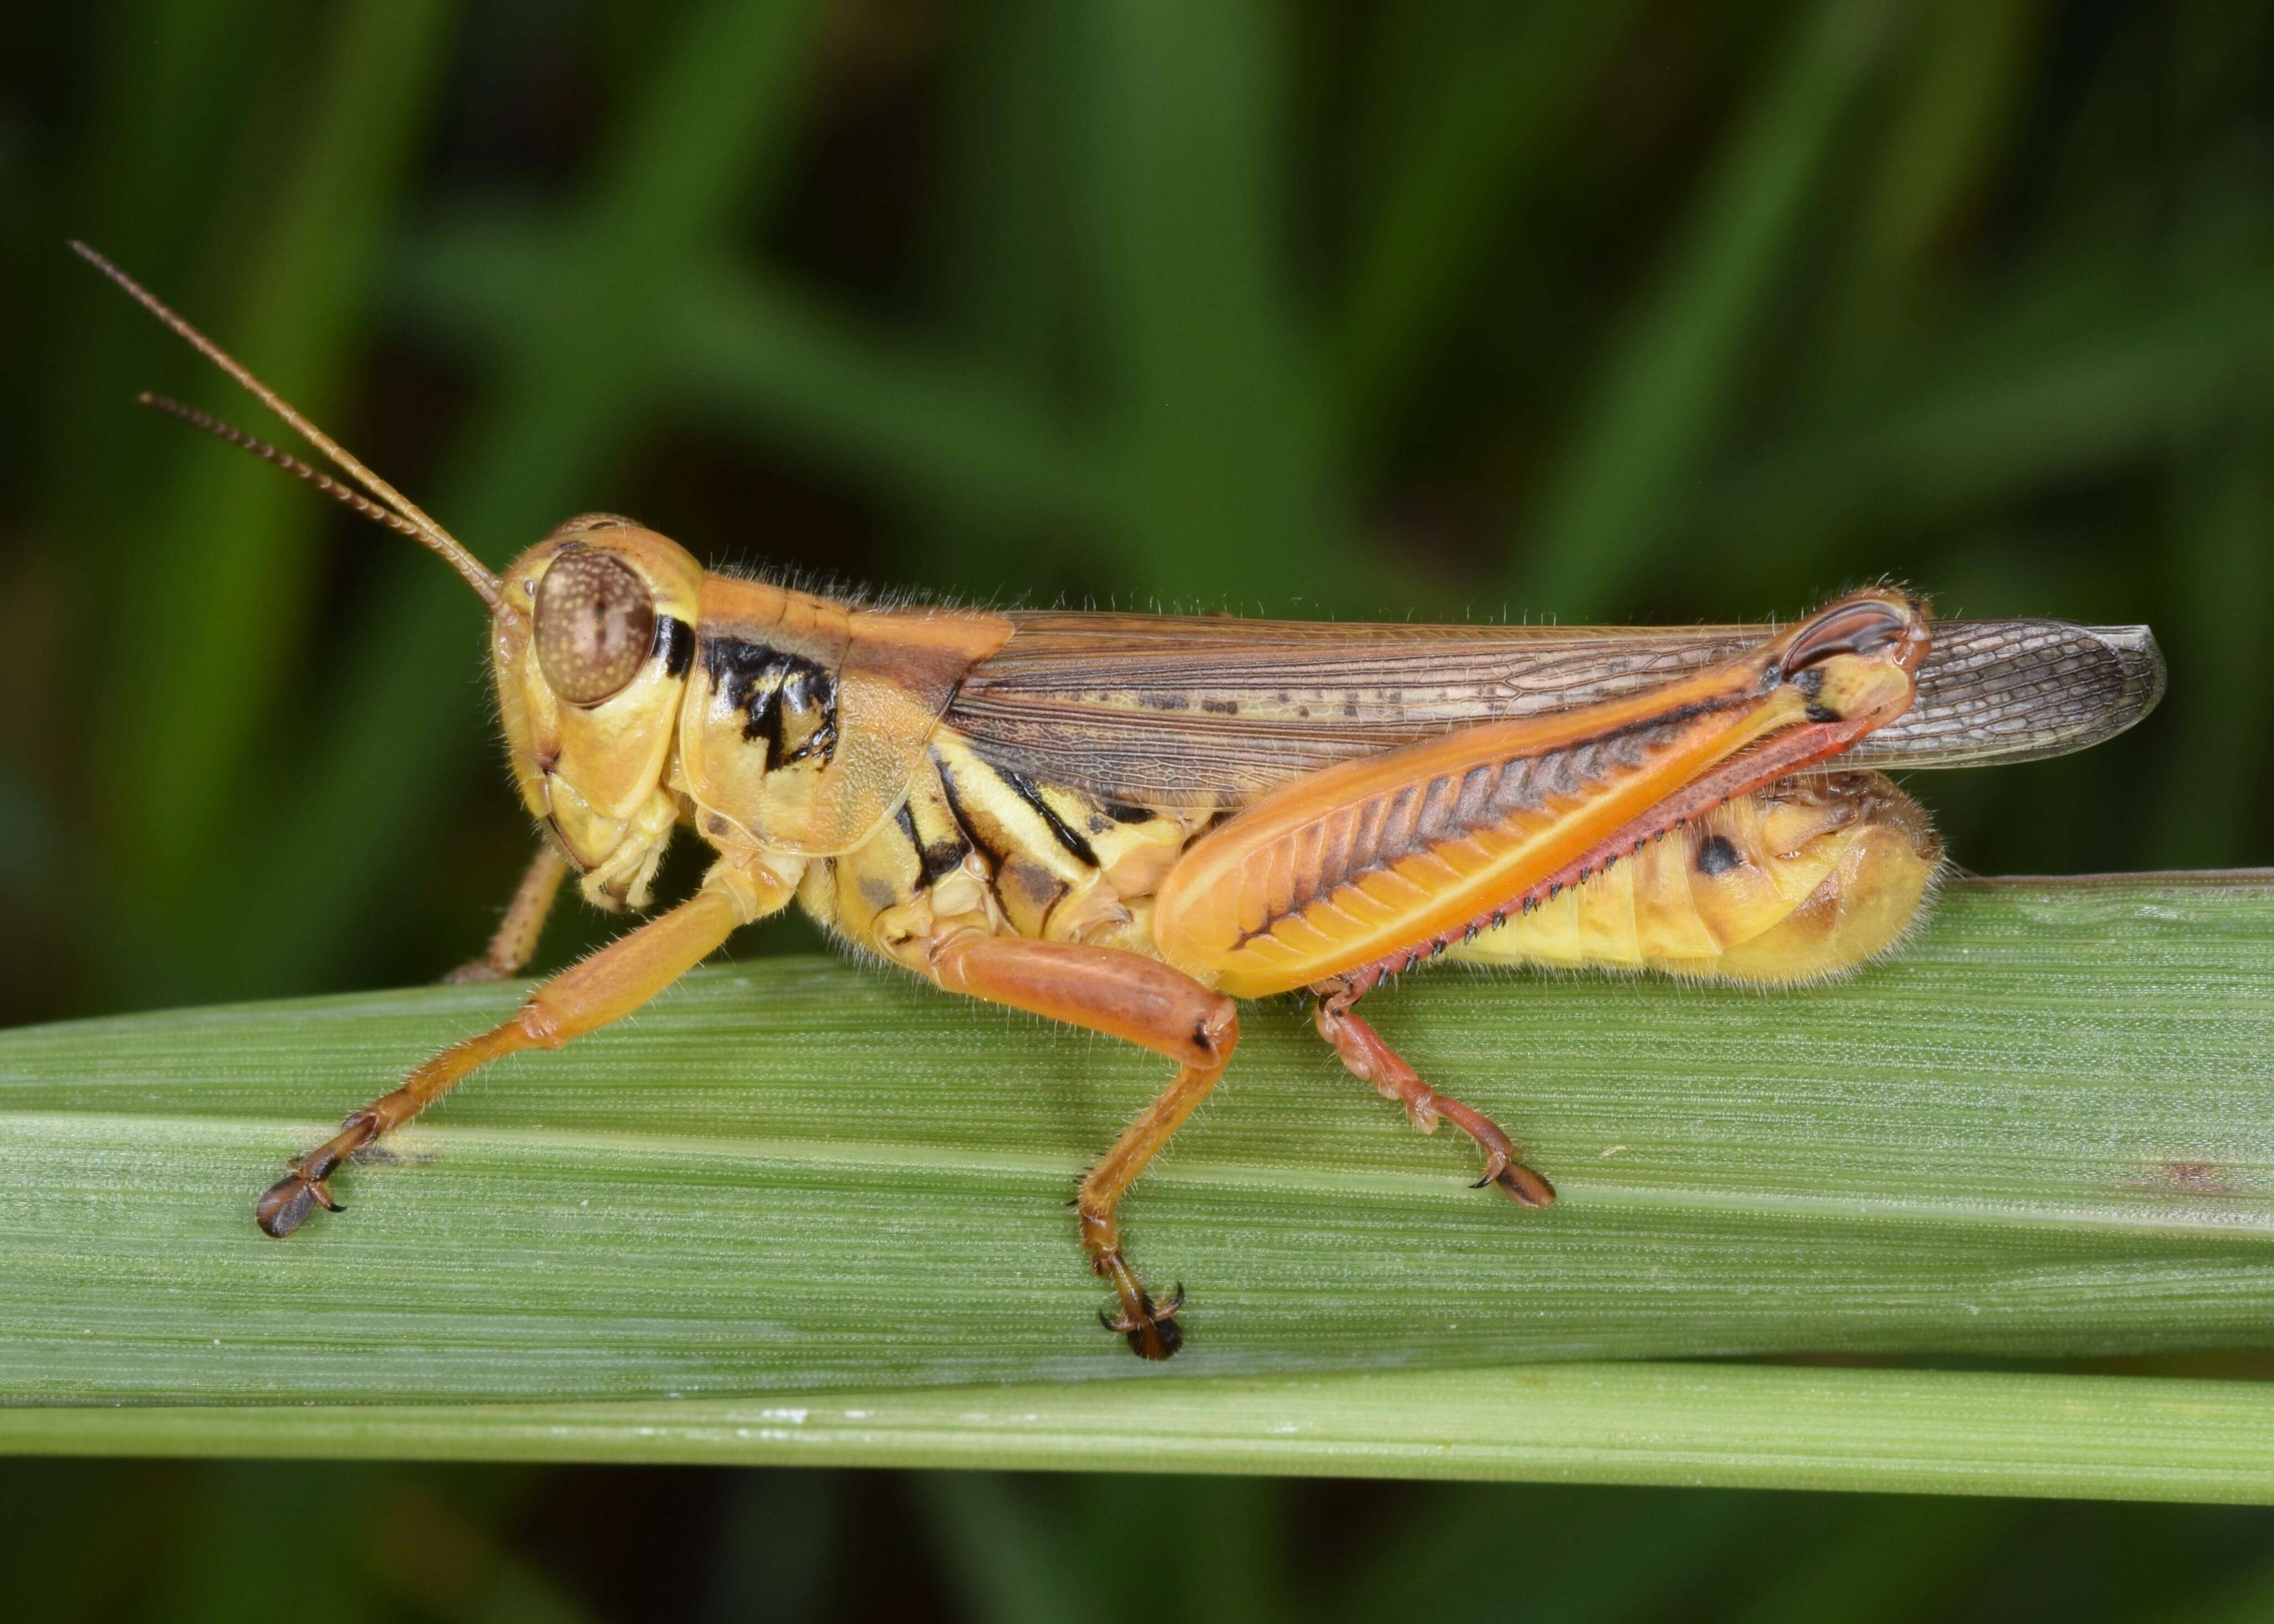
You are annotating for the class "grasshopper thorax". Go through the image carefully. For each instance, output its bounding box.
[495,517,705,910]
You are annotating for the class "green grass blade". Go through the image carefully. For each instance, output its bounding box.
[399,226,1110,535]
[0,872,2269,1416]
[10,1363,2274,1504]
[1516,0,1893,617]
[664,259,1115,533]
[1706,266,2274,566]
[1823,0,2043,370]
[1334,0,1643,458]
[1075,0,1348,606]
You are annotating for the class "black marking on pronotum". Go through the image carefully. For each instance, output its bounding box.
[931,750,1005,873]
[702,637,839,769]
[998,766,1102,868]
[703,638,787,741]
[1793,667,1826,699]
[778,661,840,767]
[1695,834,1743,876]
[653,615,695,679]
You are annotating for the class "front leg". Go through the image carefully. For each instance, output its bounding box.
[925,933,1239,1360]
[257,858,792,1237]
[443,843,572,984]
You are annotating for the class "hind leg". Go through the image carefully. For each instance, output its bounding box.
[1312,980,1555,1208]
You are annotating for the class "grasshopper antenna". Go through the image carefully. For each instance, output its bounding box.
[69,239,507,615]
[136,392,434,542]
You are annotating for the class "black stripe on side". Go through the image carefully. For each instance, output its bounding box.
[893,801,972,888]
[900,798,972,885]
[931,750,1005,874]
[997,765,1102,867]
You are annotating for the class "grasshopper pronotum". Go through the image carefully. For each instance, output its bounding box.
[79,243,2162,1359]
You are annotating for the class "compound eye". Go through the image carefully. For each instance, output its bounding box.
[534,547,655,706]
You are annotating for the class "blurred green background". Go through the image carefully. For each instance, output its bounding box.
[4,0,2273,1616]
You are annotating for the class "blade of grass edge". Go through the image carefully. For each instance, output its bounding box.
[7,1362,2274,1504]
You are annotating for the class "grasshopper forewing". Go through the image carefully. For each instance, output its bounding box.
[945,611,2164,802]
[79,242,2163,1360]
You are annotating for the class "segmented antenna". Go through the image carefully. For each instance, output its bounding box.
[70,240,507,615]
[137,393,430,540]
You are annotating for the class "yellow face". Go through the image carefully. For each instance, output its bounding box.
[492,516,706,909]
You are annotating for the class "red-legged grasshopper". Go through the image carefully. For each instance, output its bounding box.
[80,244,2163,1359]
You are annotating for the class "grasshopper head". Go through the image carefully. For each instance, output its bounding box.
[68,247,705,911]
[494,517,706,910]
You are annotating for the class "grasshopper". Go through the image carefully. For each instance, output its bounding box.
[79,243,2163,1359]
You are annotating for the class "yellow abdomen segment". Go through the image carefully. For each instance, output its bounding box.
[1447,773,1940,984]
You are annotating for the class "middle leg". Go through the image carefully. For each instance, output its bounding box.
[926,932,1238,1359]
